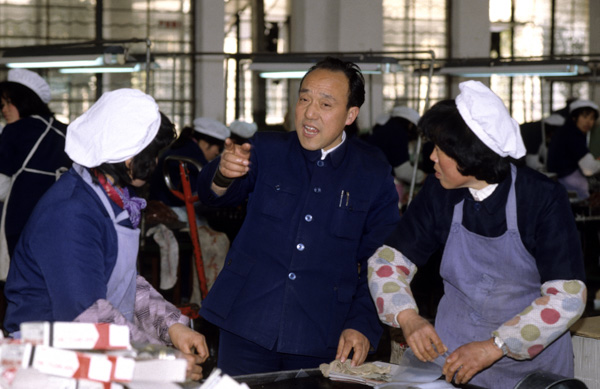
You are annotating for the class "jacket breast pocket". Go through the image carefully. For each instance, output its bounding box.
[331,196,369,239]
[254,177,299,220]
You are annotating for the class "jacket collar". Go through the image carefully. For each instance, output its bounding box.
[299,132,348,168]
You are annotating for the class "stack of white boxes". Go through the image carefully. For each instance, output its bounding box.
[0,321,248,389]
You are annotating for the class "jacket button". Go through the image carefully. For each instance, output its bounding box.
[305,214,313,222]
[275,184,281,191]
[227,259,232,266]
[317,160,325,167]
[288,272,297,280]
[296,243,305,251]
[314,187,321,193]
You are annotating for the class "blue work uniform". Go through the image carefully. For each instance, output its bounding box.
[3,166,126,333]
[0,115,71,257]
[547,120,591,199]
[196,131,400,362]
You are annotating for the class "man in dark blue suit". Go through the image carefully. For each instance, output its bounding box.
[197,57,400,375]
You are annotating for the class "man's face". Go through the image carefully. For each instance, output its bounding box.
[295,68,359,151]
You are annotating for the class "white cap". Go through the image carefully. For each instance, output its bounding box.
[375,113,391,126]
[229,120,258,139]
[65,88,161,167]
[193,117,230,140]
[391,106,420,126]
[543,113,565,126]
[456,80,526,159]
[569,99,599,113]
[7,69,51,104]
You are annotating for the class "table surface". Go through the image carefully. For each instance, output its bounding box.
[232,368,484,389]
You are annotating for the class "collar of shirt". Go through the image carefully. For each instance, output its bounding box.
[321,131,346,160]
[301,131,348,168]
[468,183,498,201]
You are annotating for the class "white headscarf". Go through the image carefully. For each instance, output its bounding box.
[65,88,161,167]
[569,99,599,113]
[7,69,52,104]
[456,80,526,159]
[193,117,230,140]
[229,120,258,139]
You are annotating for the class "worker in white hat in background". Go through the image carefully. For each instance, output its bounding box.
[366,106,432,207]
[228,119,258,145]
[519,111,566,171]
[0,69,72,282]
[369,81,585,388]
[547,99,600,200]
[149,117,230,225]
[3,89,209,380]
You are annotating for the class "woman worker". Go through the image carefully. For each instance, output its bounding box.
[3,88,209,380]
[368,81,586,389]
[0,69,71,278]
[547,99,600,200]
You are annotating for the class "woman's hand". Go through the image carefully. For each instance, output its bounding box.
[168,323,209,381]
[442,338,504,385]
[397,309,446,362]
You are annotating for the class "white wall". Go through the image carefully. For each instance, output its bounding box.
[449,0,491,96]
[194,0,226,122]
[288,0,384,131]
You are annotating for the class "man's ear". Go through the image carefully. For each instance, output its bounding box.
[345,106,359,126]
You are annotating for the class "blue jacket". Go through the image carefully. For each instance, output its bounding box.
[0,115,71,253]
[197,131,400,357]
[4,167,120,333]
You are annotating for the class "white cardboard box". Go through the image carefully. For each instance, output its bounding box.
[571,316,600,389]
[20,322,130,350]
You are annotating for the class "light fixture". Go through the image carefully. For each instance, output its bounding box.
[438,60,590,77]
[0,54,104,69]
[0,44,139,71]
[248,56,402,79]
[59,64,142,74]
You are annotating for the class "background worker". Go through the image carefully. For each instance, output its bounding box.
[149,117,230,226]
[0,69,71,278]
[547,99,600,200]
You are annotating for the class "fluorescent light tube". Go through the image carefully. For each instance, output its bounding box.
[59,64,141,74]
[2,55,104,68]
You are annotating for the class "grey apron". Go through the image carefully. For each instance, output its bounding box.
[75,164,139,322]
[435,164,573,389]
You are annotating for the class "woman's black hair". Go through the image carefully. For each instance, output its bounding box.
[93,112,176,187]
[419,99,515,184]
[0,81,52,118]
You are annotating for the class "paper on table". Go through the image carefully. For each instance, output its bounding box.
[390,348,444,384]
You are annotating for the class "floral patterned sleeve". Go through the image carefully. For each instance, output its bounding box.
[494,280,586,360]
[367,245,419,328]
